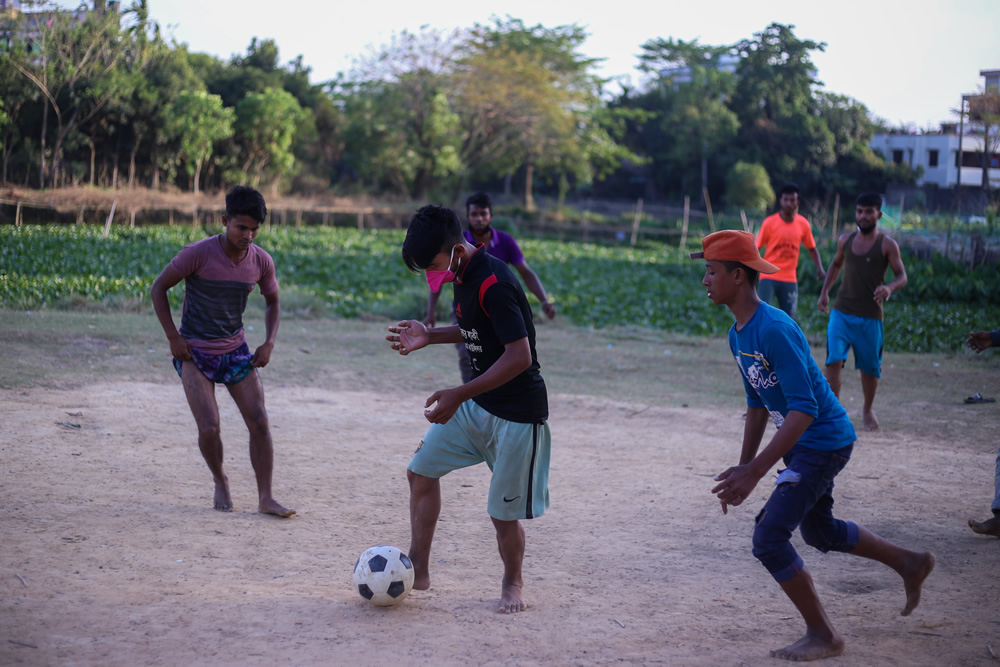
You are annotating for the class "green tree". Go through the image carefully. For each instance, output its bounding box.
[725,161,774,211]
[967,88,1000,195]
[234,87,305,193]
[165,91,234,194]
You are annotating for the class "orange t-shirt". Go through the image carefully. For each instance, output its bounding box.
[755,213,817,283]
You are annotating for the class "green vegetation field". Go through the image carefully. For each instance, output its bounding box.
[2,224,997,353]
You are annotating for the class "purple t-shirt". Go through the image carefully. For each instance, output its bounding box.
[463,228,524,266]
[169,235,279,354]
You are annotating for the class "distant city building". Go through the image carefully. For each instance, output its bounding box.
[870,68,1000,189]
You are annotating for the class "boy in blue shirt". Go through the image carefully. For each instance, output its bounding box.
[692,230,935,661]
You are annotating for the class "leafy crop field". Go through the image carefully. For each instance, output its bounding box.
[2,224,997,352]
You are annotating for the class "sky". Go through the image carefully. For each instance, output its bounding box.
[49,0,1000,129]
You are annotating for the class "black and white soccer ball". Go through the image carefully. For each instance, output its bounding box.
[352,545,415,606]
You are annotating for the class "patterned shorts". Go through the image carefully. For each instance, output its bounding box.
[173,342,254,386]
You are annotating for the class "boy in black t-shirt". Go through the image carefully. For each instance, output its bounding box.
[386,205,551,614]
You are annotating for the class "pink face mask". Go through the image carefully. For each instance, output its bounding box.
[425,246,459,293]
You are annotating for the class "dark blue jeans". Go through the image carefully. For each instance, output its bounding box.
[752,443,859,582]
[757,279,799,320]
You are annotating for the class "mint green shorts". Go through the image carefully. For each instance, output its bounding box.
[409,400,550,521]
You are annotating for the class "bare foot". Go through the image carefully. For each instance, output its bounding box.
[770,633,845,661]
[214,479,233,512]
[498,581,527,614]
[258,497,295,518]
[968,516,1000,537]
[862,409,880,432]
[900,551,935,616]
[411,570,430,591]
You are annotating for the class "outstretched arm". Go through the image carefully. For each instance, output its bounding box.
[422,337,532,424]
[817,235,848,313]
[150,264,192,361]
[713,410,814,513]
[252,290,280,367]
[514,262,556,319]
[386,319,463,356]
[874,237,907,304]
[808,246,826,282]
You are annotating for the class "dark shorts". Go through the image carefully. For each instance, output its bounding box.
[173,342,254,386]
[752,443,859,582]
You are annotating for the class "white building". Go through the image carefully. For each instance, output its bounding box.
[869,131,1000,188]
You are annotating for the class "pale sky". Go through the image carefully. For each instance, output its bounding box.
[52,0,1000,129]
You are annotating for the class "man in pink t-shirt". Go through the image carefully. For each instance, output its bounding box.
[755,184,826,320]
[151,186,294,518]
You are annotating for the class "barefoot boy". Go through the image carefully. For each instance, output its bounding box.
[693,230,934,661]
[386,204,550,613]
[151,185,294,518]
[817,193,907,432]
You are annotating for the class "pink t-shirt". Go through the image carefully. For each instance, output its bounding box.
[170,235,278,354]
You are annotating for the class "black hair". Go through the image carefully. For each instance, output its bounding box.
[779,183,800,197]
[465,191,492,213]
[719,260,759,288]
[225,185,267,222]
[856,192,883,210]
[402,205,464,272]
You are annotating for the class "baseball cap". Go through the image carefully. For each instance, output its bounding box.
[689,230,779,274]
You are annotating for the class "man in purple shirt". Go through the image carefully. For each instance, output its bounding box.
[424,192,556,383]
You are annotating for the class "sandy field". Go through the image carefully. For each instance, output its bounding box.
[2,313,999,666]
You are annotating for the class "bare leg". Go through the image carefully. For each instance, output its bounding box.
[824,362,842,399]
[849,526,935,616]
[492,517,527,613]
[860,372,880,432]
[228,371,294,517]
[180,361,232,510]
[408,470,440,590]
[771,568,845,661]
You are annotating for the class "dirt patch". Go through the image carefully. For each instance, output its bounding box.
[2,313,999,665]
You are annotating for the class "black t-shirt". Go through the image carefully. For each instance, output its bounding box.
[453,246,548,423]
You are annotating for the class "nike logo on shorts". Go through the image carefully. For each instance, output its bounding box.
[503,495,521,503]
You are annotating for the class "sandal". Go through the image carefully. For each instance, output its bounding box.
[964,393,997,404]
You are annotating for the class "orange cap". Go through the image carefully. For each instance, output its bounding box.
[689,230,779,274]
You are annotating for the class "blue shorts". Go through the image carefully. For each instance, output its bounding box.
[173,342,254,386]
[752,444,859,582]
[825,309,883,378]
[409,400,551,521]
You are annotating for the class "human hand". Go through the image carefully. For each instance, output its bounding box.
[541,301,556,319]
[711,464,761,515]
[966,331,993,354]
[817,293,829,314]
[423,387,462,424]
[251,341,274,367]
[817,268,827,282]
[386,320,429,356]
[422,312,437,328]
[873,285,893,303]
[168,334,193,362]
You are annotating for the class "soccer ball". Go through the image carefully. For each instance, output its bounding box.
[352,545,415,606]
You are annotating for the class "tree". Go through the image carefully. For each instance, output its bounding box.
[633,37,740,199]
[731,23,835,192]
[234,87,305,193]
[334,27,461,198]
[165,91,234,194]
[967,88,1000,194]
[8,1,151,187]
[725,161,774,211]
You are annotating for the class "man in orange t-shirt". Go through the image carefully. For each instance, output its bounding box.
[755,184,826,319]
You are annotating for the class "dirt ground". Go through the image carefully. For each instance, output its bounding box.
[2,311,999,666]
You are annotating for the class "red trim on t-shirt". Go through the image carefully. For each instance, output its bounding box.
[478,274,498,317]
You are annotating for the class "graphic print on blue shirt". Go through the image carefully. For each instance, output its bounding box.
[729,302,856,451]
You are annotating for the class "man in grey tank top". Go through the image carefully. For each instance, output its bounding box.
[817,193,908,432]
